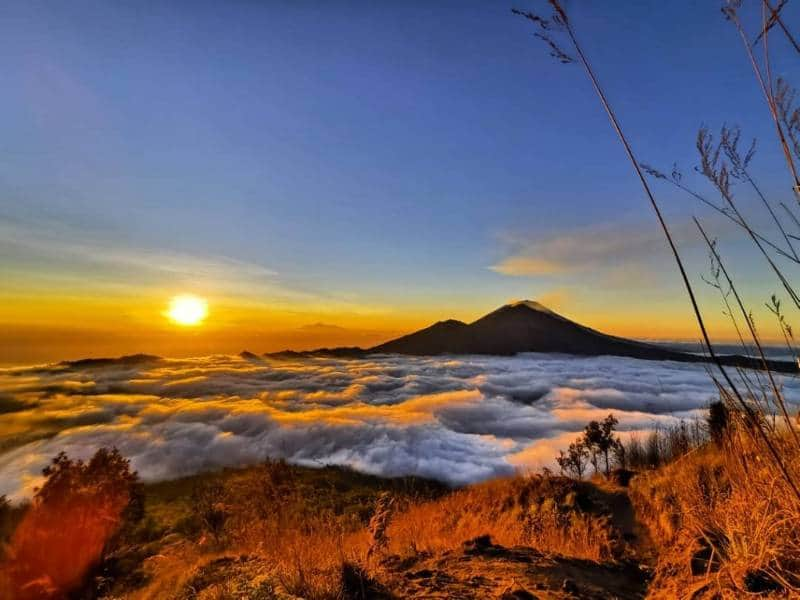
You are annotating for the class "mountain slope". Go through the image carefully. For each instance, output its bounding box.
[369,319,470,355]
[371,300,685,360]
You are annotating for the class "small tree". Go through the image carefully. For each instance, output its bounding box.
[582,414,620,477]
[556,440,589,479]
[193,482,228,545]
[612,437,626,470]
[367,492,395,557]
[3,448,141,597]
[583,422,602,474]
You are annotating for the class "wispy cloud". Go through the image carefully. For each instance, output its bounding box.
[0,216,384,316]
[0,217,278,290]
[490,221,678,278]
[490,256,564,276]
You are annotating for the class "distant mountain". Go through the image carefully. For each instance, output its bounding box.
[60,354,162,369]
[367,319,470,356]
[265,347,367,360]
[369,300,797,373]
[370,300,681,359]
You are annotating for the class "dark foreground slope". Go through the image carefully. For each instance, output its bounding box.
[368,300,797,373]
[38,462,650,600]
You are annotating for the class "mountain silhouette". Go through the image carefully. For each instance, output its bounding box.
[367,300,797,373]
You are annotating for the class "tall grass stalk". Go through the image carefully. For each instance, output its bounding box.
[724,2,800,197]
[759,0,800,54]
[514,0,800,500]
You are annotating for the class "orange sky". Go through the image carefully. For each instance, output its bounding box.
[0,284,775,366]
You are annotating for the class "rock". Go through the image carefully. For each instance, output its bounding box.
[500,589,539,600]
[743,569,782,594]
[690,540,721,575]
[381,553,420,571]
[341,562,392,599]
[463,534,493,550]
[562,578,579,594]
[408,569,434,579]
[609,468,636,487]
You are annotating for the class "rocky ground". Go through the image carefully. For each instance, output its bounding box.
[379,535,650,599]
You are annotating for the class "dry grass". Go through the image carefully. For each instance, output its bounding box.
[103,466,634,599]
[384,474,623,562]
[114,463,427,600]
[630,431,800,598]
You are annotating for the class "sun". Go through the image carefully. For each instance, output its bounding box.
[166,295,208,326]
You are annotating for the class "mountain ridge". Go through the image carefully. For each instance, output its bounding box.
[266,300,797,373]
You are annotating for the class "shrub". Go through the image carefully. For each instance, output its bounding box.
[556,414,623,478]
[192,482,229,546]
[707,400,731,446]
[556,440,589,479]
[0,447,142,599]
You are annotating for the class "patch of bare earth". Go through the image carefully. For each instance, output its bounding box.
[378,535,649,599]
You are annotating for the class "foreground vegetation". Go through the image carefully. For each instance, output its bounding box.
[2,400,798,600]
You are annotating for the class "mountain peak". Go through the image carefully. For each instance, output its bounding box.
[367,300,797,372]
[506,299,558,316]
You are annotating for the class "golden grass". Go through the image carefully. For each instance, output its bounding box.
[630,432,800,598]
[117,467,627,599]
[7,434,800,600]
[384,474,621,562]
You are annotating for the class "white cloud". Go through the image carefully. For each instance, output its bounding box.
[1,352,796,499]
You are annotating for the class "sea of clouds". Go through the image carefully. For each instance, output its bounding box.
[1,352,798,499]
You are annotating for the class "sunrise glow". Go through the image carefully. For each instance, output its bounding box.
[166,295,208,326]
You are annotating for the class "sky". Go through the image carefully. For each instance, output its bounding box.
[1,0,800,364]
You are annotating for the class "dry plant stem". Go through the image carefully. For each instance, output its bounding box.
[545,1,800,500]
[734,130,800,258]
[718,188,800,308]
[647,171,797,263]
[698,130,800,307]
[761,0,800,54]
[757,1,798,260]
[728,9,800,198]
[709,271,767,400]
[717,189,800,308]
[701,245,769,399]
[696,217,800,451]
[747,172,798,259]
[769,306,798,362]
[781,202,800,233]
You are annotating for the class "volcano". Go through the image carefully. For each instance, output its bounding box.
[367,300,796,373]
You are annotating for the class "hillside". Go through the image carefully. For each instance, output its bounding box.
[8,463,652,600]
[3,429,798,599]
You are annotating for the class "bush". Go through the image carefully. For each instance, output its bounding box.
[556,414,623,478]
[0,447,142,599]
[192,482,229,546]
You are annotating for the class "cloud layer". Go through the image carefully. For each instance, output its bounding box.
[2,352,797,499]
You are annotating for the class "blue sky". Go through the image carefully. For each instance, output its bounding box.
[1,0,799,361]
